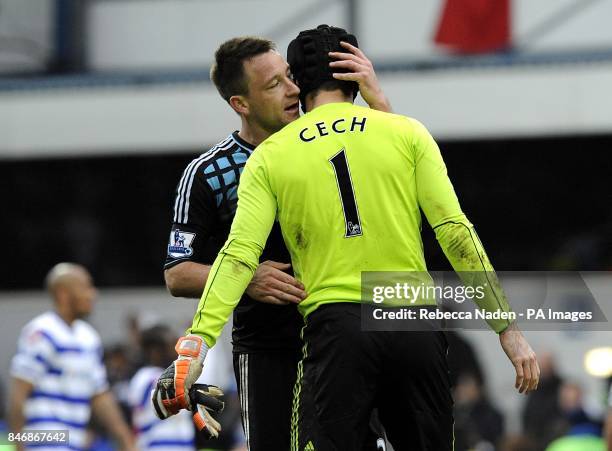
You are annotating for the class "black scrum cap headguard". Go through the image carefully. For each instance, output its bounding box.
[287,24,359,112]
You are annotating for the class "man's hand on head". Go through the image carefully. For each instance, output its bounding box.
[329,41,392,113]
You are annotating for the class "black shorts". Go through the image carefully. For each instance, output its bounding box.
[233,350,301,451]
[293,303,454,451]
[293,387,386,451]
[292,342,387,451]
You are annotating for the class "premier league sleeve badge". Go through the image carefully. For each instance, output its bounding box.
[168,229,196,258]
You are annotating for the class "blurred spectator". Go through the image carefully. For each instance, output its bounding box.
[7,263,135,451]
[498,435,538,451]
[127,311,165,363]
[128,325,196,450]
[103,344,134,424]
[522,352,565,450]
[105,344,134,387]
[544,382,605,451]
[453,372,504,451]
[549,223,612,271]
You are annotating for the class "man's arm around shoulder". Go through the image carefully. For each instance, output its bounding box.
[165,259,305,304]
[165,261,212,298]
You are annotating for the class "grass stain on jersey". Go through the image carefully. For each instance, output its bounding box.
[445,224,480,268]
[231,259,250,274]
[294,224,309,250]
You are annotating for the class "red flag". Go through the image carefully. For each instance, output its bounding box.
[434,0,511,54]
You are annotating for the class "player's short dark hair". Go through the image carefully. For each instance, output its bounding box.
[210,37,276,102]
[311,80,355,100]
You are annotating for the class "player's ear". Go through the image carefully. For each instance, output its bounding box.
[229,95,249,115]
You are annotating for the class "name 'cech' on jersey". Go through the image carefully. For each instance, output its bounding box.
[299,116,367,142]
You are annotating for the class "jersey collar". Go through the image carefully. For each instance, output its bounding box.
[232,131,256,152]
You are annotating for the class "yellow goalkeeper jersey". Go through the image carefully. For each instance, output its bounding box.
[190,102,511,346]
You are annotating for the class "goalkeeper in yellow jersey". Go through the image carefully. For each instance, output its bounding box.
[154,25,540,450]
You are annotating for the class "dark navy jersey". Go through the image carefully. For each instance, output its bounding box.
[165,131,302,353]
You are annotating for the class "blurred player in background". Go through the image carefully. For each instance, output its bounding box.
[162,35,390,450]
[153,24,540,450]
[8,263,135,451]
[129,325,196,451]
[544,382,606,451]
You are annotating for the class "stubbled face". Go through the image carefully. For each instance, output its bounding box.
[241,50,300,134]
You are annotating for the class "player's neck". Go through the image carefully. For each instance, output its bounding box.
[238,119,272,148]
[305,90,352,112]
[54,305,76,326]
